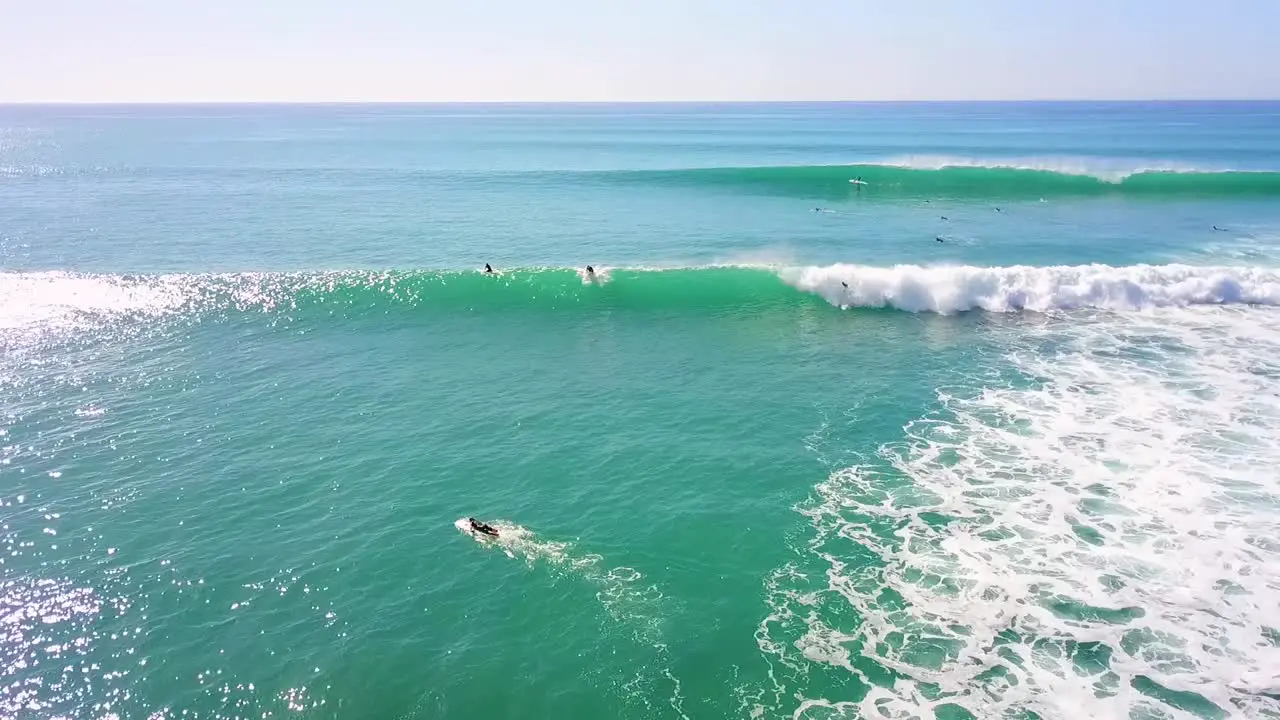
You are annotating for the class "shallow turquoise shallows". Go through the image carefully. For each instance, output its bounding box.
[4,103,1280,720]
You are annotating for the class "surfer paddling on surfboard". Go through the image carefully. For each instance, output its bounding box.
[467,517,500,537]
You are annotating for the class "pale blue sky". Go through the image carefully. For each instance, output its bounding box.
[2,0,1276,102]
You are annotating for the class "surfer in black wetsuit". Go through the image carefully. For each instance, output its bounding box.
[936,236,946,243]
[1213,225,1227,232]
[468,518,500,537]
[484,263,494,273]
[586,265,595,275]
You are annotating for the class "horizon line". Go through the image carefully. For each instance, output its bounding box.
[2,98,1278,107]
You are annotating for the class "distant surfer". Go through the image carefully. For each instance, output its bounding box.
[855,176,863,193]
[484,263,494,274]
[467,518,500,537]
[941,215,949,221]
[994,207,1003,213]
[841,281,848,288]
[936,236,946,243]
[1213,225,1227,232]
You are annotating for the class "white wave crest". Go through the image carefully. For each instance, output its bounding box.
[871,155,1229,183]
[781,263,1280,314]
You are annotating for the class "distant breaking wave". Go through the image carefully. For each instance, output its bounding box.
[8,157,1280,199]
[873,154,1226,182]
[590,161,1280,199]
[4,264,1280,332]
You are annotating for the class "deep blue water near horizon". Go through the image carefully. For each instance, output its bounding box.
[3,102,1280,720]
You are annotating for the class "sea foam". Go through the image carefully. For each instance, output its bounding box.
[757,306,1280,719]
[782,262,1280,314]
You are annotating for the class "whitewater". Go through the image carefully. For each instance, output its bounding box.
[747,299,1280,719]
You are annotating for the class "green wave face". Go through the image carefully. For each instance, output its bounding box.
[596,164,1280,200]
[282,268,805,315]
[91,268,810,322]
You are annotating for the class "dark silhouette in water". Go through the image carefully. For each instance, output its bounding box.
[484,263,494,273]
[941,216,949,221]
[468,518,499,537]
[936,236,946,243]
[586,265,595,276]
[1213,225,1228,232]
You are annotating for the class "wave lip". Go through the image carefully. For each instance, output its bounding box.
[783,263,1280,314]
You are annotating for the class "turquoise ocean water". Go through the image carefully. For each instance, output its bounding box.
[3,103,1280,719]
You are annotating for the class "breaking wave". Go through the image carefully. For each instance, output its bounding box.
[781,263,1280,313]
[587,161,1280,200]
[2,263,1279,336]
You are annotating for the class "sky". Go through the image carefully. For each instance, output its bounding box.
[1,0,1276,102]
